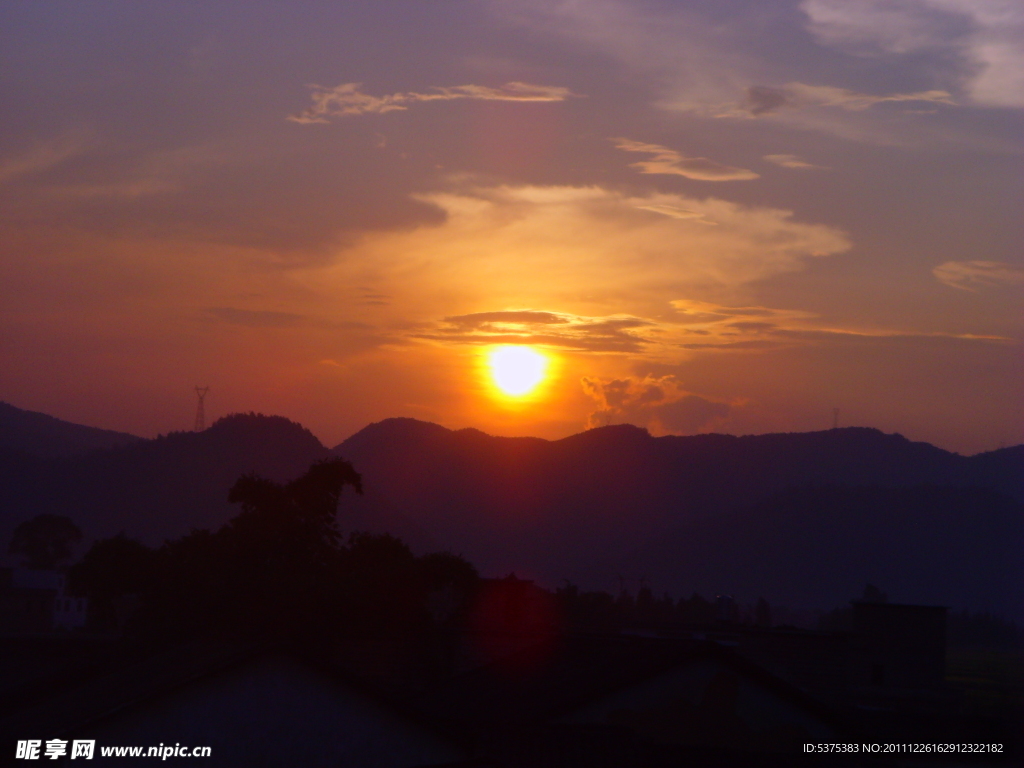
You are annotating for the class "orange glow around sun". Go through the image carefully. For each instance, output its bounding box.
[487,345,549,397]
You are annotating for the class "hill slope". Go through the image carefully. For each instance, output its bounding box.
[0,413,329,553]
[1,410,1019,616]
[333,418,1024,615]
[0,401,141,458]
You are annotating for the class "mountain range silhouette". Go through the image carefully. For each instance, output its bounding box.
[1,405,1020,616]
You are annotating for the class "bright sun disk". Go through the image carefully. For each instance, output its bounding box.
[488,345,548,397]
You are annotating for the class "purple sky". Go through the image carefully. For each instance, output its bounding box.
[1,0,1021,453]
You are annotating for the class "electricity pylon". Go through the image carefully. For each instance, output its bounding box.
[194,386,210,432]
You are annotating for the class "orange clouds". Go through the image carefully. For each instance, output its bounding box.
[424,311,652,353]
[312,182,850,320]
[612,138,759,181]
[581,375,733,434]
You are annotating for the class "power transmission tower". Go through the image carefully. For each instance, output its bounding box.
[194,386,210,431]
[832,407,839,430]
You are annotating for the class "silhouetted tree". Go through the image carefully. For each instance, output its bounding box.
[9,514,82,569]
[339,532,427,633]
[418,552,479,626]
[136,458,363,639]
[677,592,715,625]
[225,456,362,561]
[636,582,655,621]
[72,458,488,643]
[556,582,619,629]
[654,592,675,623]
[69,534,154,597]
[817,605,852,631]
[755,597,772,627]
[418,551,479,595]
[68,534,155,629]
[861,584,887,603]
[614,588,635,623]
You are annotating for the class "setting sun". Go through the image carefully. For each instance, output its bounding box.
[487,346,548,397]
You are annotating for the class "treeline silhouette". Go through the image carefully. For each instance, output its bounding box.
[62,443,776,642]
[64,457,1023,650]
[69,459,479,643]
[555,582,774,631]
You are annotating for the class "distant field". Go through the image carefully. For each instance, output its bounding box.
[946,647,1024,719]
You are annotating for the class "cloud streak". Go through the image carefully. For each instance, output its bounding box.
[420,310,652,353]
[668,299,1009,349]
[933,260,1024,291]
[493,0,967,146]
[783,83,956,111]
[763,154,827,170]
[289,81,578,122]
[613,138,759,181]
[0,132,88,185]
[801,0,1024,108]
[408,295,1007,362]
[736,83,955,117]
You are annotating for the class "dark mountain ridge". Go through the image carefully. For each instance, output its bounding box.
[333,418,1023,616]
[1,411,1020,616]
[0,401,141,458]
[333,418,1020,529]
[0,413,329,554]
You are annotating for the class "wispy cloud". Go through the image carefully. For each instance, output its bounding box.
[0,132,88,185]
[763,154,827,170]
[50,144,226,199]
[492,0,967,146]
[933,260,1024,291]
[697,81,962,145]
[733,83,955,117]
[669,300,810,351]
[409,295,1007,362]
[289,81,578,123]
[784,83,955,111]
[770,327,1010,342]
[420,310,652,353]
[671,299,814,321]
[801,0,1024,108]
[444,310,571,327]
[612,138,759,181]
[311,182,852,329]
[630,203,717,223]
[668,299,1009,348]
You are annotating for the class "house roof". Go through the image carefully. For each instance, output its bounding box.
[0,636,469,756]
[404,632,845,732]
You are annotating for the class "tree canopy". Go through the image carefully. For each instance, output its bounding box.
[9,514,82,569]
[71,458,479,641]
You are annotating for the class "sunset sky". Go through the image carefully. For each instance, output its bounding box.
[1,0,1021,454]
